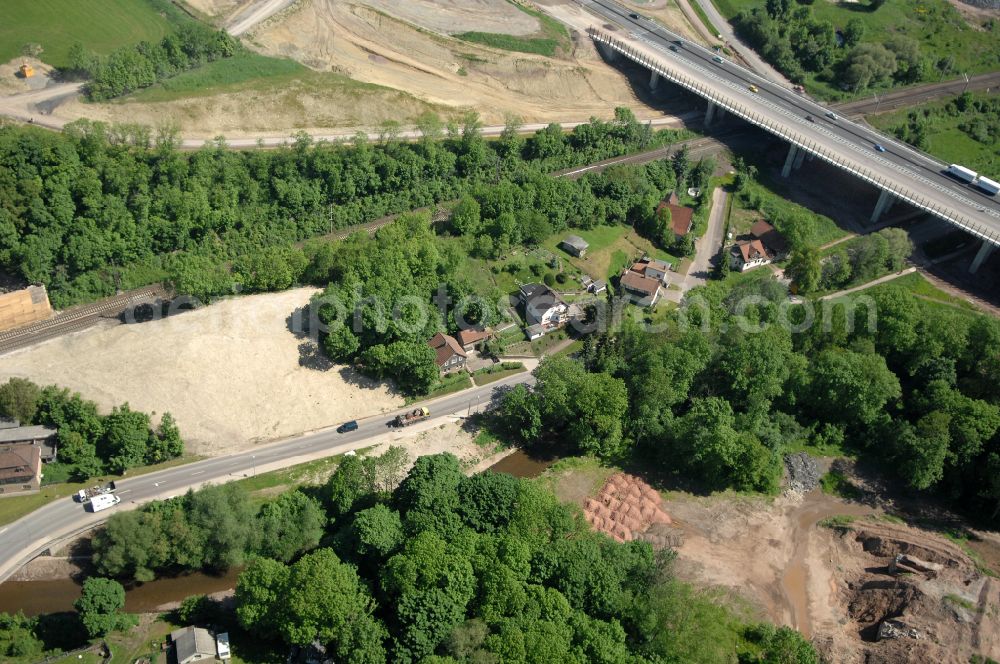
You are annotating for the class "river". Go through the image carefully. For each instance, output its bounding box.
[0,449,557,617]
[0,567,242,617]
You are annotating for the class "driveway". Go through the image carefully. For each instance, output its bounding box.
[682,186,728,292]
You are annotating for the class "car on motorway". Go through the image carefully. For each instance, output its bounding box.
[805,115,815,122]
[337,420,359,433]
[675,40,684,47]
[669,44,678,52]
[629,12,639,18]
[874,143,887,153]
[825,111,837,121]
[748,85,759,93]
[712,55,724,64]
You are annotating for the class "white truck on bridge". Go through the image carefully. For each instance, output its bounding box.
[88,493,121,513]
[947,164,977,183]
[976,176,1000,196]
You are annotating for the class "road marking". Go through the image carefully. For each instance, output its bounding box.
[117,489,131,495]
[191,470,205,476]
[0,528,7,535]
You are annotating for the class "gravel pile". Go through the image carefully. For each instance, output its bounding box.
[785,452,821,493]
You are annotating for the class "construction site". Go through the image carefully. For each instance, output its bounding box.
[550,458,1000,663]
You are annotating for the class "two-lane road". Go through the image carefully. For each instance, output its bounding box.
[0,371,533,583]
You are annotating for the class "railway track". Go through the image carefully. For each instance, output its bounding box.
[0,286,166,356]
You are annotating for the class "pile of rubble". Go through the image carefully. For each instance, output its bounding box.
[784,452,821,493]
[824,521,1000,663]
[583,473,673,543]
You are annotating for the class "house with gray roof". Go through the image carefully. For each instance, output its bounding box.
[559,235,589,257]
[171,626,216,664]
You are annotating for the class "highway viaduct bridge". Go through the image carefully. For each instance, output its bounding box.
[582,0,1000,272]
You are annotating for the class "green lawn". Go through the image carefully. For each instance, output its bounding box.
[472,363,527,386]
[862,271,980,314]
[413,374,473,403]
[735,180,849,249]
[868,93,1000,176]
[233,452,356,500]
[544,224,683,283]
[455,2,571,57]
[0,0,178,67]
[123,51,308,103]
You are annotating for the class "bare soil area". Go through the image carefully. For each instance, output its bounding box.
[562,461,1000,662]
[58,77,442,141]
[359,0,542,36]
[0,288,403,456]
[0,58,55,95]
[184,0,246,18]
[249,0,672,125]
[3,1,701,139]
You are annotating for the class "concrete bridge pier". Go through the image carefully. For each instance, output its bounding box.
[649,70,660,91]
[969,240,996,273]
[705,101,718,126]
[781,144,799,178]
[792,147,807,171]
[870,190,895,224]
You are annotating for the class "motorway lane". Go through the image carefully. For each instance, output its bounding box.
[0,371,533,583]
[577,0,1000,242]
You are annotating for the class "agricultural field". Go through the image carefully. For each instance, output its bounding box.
[0,0,177,67]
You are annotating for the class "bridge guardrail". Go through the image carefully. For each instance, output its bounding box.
[588,28,1000,248]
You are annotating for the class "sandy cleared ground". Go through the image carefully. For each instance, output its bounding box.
[361,0,542,36]
[0,288,403,456]
[185,0,246,18]
[656,485,999,662]
[3,0,703,139]
[0,58,54,96]
[249,0,671,125]
[57,78,443,140]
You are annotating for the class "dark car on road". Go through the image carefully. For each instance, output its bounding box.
[874,143,886,153]
[337,420,359,433]
[629,12,639,18]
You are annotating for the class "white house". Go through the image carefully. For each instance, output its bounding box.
[519,283,568,333]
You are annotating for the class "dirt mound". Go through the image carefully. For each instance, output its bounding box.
[583,472,677,544]
[856,530,964,568]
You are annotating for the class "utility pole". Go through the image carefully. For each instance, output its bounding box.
[251,455,256,477]
[873,93,881,114]
[963,73,970,95]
